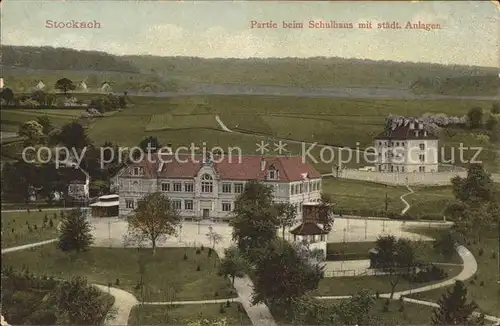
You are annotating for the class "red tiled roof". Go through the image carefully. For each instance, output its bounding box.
[120,155,321,182]
[375,124,438,140]
[290,222,328,235]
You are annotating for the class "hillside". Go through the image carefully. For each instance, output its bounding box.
[2,46,139,73]
[411,75,500,96]
[124,55,497,89]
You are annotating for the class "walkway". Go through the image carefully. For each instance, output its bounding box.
[400,185,414,215]
[215,115,233,133]
[93,285,139,326]
[215,247,278,326]
[141,298,240,305]
[1,239,57,254]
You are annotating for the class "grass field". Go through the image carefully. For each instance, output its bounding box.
[2,246,236,302]
[404,227,500,316]
[315,264,463,297]
[319,298,437,325]
[326,241,461,264]
[1,210,62,248]
[1,109,79,130]
[128,303,251,326]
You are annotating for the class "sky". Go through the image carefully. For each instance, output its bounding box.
[1,1,499,67]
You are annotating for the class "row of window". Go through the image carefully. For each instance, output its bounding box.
[160,180,245,194]
[378,142,426,150]
[378,165,428,173]
[125,199,233,212]
[290,180,320,195]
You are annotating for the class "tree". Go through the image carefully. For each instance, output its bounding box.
[373,235,415,299]
[58,208,94,253]
[252,239,324,315]
[31,90,46,105]
[218,246,249,286]
[275,202,297,239]
[485,114,499,131]
[433,230,458,260]
[55,78,76,95]
[466,107,483,129]
[56,276,109,325]
[18,120,44,145]
[1,87,15,105]
[229,181,279,261]
[333,290,376,326]
[491,102,500,114]
[126,192,180,254]
[36,116,54,135]
[138,136,162,154]
[57,121,90,150]
[206,226,223,249]
[432,280,484,325]
[451,164,496,206]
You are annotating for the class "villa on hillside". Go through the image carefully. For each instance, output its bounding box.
[34,80,45,91]
[100,82,112,93]
[78,80,88,92]
[114,154,322,219]
[374,119,439,173]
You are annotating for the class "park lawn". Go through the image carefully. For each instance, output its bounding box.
[128,302,251,326]
[2,245,236,302]
[322,178,406,216]
[315,264,463,297]
[146,113,218,131]
[1,210,62,248]
[404,227,500,316]
[1,109,76,128]
[318,298,437,325]
[406,186,454,219]
[326,241,461,264]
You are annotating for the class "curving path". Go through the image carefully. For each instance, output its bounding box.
[400,185,414,215]
[93,284,139,326]
[215,115,233,133]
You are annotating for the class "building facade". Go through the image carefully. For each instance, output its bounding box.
[115,154,322,219]
[374,119,439,173]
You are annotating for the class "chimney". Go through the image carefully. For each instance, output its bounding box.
[260,158,266,171]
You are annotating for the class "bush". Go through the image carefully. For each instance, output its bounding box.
[478,248,484,256]
[196,249,201,255]
[398,306,404,312]
[115,278,120,286]
[470,279,475,285]
[226,300,231,307]
[183,253,188,260]
[196,265,201,271]
[219,304,225,314]
[492,252,497,259]
[49,219,54,228]
[404,265,447,283]
[375,291,380,299]
[214,291,219,297]
[201,245,205,251]
[480,281,484,286]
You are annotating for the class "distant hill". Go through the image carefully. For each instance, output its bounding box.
[124,55,497,89]
[1,45,139,73]
[1,45,497,92]
[411,75,500,96]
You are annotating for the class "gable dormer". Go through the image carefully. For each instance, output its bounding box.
[131,166,145,176]
[267,164,279,180]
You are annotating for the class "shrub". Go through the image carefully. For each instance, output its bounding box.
[201,245,205,251]
[183,253,188,260]
[219,304,225,314]
[478,248,484,256]
[38,208,42,212]
[115,278,120,286]
[375,291,380,299]
[398,306,404,312]
[226,300,231,307]
[34,224,38,230]
[196,265,201,271]
[492,252,497,259]
[196,249,201,255]
[214,291,219,297]
[480,281,484,286]
[49,219,54,228]
[208,248,213,257]
[470,279,475,285]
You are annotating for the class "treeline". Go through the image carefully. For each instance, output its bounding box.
[411,75,500,96]
[125,55,497,88]
[2,45,139,73]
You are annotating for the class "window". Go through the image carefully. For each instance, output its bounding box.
[184,200,193,210]
[419,154,425,162]
[304,183,309,193]
[222,183,232,193]
[125,199,134,209]
[299,184,303,193]
[173,182,182,192]
[419,166,425,172]
[234,183,244,193]
[131,181,140,192]
[132,167,144,176]
[396,142,400,146]
[201,174,213,193]
[222,202,232,212]
[401,166,405,172]
[295,184,299,194]
[161,182,170,192]
[184,182,194,192]
[401,142,405,146]
[419,143,425,150]
[290,185,295,195]
[172,199,182,210]
[268,167,278,180]
[378,141,382,146]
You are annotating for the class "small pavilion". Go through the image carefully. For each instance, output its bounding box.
[90,194,119,217]
[289,221,329,256]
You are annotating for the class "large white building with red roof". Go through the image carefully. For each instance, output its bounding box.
[115,154,322,219]
[375,119,439,173]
